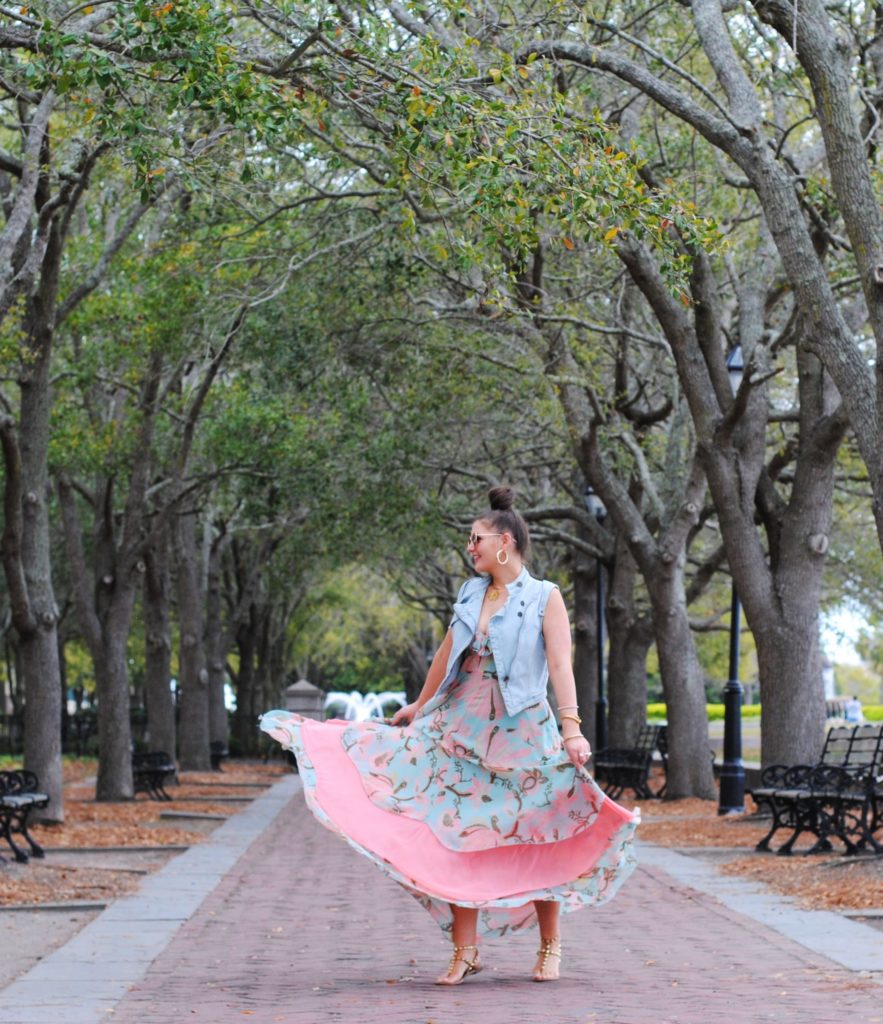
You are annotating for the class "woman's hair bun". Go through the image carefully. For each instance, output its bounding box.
[488,485,516,511]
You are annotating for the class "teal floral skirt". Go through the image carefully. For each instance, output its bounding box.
[261,635,639,937]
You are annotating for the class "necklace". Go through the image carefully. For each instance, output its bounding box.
[488,583,504,601]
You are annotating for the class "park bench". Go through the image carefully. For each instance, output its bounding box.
[132,751,177,801]
[210,741,229,772]
[748,723,883,855]
[594,724,666,800]
[0,769,49,863]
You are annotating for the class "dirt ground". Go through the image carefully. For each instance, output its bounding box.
[0,758,289,907]
[616,773,883,914]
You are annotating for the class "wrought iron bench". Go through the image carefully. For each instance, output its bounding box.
[594,724,665,800]
[0,769,49,862]
[748,723,883,855]
[132,751,177,801]
[210,741,229,772]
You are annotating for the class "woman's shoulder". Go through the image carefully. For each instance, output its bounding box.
[522,572,558,594]
[528,576,560,614]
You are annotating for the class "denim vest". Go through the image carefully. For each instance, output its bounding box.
[437,566,558,716]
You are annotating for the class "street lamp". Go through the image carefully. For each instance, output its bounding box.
[719,344,746,815]
[584,484,608,752]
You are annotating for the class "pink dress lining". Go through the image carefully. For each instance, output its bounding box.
[303,718,634,903]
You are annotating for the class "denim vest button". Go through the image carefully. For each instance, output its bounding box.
[517,612,523,617]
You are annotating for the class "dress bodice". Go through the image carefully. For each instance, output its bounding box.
[471,631,492,656]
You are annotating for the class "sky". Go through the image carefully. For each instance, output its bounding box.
[821,607,865,666]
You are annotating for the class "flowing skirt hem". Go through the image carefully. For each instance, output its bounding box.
[262,710,639,938]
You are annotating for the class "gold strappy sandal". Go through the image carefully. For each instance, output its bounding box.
[435,943,482,986]
[532,937,561,982]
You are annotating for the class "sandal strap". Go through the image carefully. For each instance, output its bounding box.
[447,943,480,973]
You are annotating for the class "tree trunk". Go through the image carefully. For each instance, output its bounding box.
[234,611,258,755]
[205,533,229,748]
[254,605,272,736]
[571,542,601,749]
[57,477,138,801]
[646,566,716,799]
[606,538,653,748]
[755,620,825,768]
[176,512,210,771]
[143,530,175,756]
[94,613,135,801]
[15,250,63,821]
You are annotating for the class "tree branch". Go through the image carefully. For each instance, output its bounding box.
[0,91,54,287]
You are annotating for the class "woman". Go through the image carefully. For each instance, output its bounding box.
[260,487,639,984]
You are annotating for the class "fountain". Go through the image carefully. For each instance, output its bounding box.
[324,690,407,721]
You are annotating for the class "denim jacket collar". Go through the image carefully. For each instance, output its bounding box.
[480,563,530,594]
[453,565,530,631]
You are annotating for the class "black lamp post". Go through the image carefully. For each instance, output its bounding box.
[584,485,608,752]
[719,344,746,815]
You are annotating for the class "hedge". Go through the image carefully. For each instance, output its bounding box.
[646,704,883,722]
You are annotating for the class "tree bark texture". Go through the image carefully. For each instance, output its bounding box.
[175,512,211,771]
[205,532,230,748]
[57,477,139,801]
[92,614,136,800]
[571,540,601,750]
[605,538,653,748]
[234,610,258,756]
[8,228,64,821]
[645,559,716,799]
[143,530,176,756]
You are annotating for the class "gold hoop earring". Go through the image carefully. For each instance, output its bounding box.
[496,548,509,565]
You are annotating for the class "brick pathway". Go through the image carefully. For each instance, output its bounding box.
[108,789,883,1024]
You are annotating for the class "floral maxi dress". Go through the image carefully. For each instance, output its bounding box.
[260,633,639,937]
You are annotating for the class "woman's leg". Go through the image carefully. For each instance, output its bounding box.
[531,899,561,981]
[435,904,481,985]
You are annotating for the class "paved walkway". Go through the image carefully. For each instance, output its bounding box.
[3,775,883,1024]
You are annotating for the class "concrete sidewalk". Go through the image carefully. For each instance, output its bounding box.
[3,775,882,1024]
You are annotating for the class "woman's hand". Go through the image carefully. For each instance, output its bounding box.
[390,701,420,726]
[562,733,592,769]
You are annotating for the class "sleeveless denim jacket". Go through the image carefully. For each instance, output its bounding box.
[436,566,559,716]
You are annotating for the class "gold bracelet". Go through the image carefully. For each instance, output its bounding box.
[557,705,578,711]
[560,713,582,725]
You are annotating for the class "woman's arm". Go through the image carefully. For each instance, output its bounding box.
[543,588,592,767]
[390,628,454,725]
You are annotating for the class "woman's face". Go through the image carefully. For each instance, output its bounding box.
[467,519,508,574]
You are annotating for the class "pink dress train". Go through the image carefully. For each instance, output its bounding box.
[260,633,639,937]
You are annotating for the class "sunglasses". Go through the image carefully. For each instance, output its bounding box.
[467,532,502,547]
